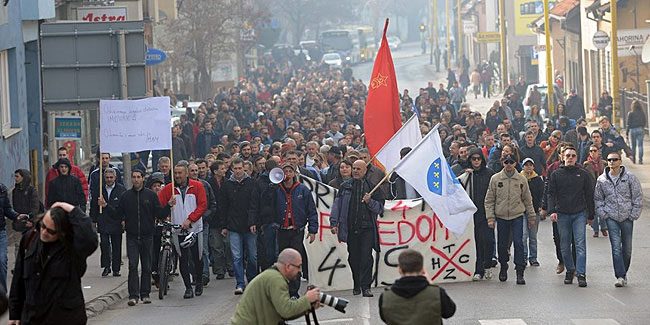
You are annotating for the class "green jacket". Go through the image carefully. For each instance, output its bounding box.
[380,284,442,325]
[484,169,536,223]
[231,267,312,325]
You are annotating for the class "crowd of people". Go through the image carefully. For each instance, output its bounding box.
[0,52,645,324]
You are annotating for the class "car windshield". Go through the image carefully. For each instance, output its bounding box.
[323,53,340,60]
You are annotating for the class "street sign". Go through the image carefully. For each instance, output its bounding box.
[533,44,548,52]
[642,37,650,64]
[476,32,501,43]
[463,21,476,34]
[593,30,610,49]
[54,116,82,139]
[145,48,167,66]
[40,21,146,111]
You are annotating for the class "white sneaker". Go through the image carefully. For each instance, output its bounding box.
[234,287,244,295]
[615,278,625,287]
[472,274,483,281]
[484,269,493,280]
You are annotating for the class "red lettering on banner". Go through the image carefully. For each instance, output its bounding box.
[318,211,331,242]
[377,220,396,246]
[390,200,411,219]
[432,213,450,241]
[416,214,433,242]
[397,220,415,244]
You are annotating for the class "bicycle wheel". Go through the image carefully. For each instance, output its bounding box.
[158,249,170,300]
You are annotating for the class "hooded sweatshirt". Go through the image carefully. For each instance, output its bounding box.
[47,158,86,211]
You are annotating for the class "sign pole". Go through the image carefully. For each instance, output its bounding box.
[118,30,133,189]
[611,0,620,127]
[457,0,463,69]
[170,148,175,191]
[446,0,451,69]
[543,0,555,117]
[99,155,103,214]
[499,0,508,90]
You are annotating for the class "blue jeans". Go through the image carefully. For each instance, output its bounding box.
[229,231,258,289]
[557,212,587,275]
[523,213,540,261]
[497,216,525,271]
[605,218,634,279]
[0,230,7,291]
[202,223,210,278]
[629,127,644,162]
[590,212,608,233]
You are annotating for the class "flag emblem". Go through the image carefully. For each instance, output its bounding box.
[427,158,442,195]
[370,72,389,89]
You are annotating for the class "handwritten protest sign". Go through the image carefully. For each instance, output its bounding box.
[300,176,476,292]
[99,97,172,152]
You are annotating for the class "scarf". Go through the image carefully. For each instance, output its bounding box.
[520,169,539,181]
[281,182,300,229]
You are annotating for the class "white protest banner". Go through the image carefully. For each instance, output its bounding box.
[299,176,475,292]
[100,97,172,153]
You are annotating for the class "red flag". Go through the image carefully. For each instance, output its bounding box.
[363,18,402,156]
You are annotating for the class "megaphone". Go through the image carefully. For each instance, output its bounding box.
[269,167,285,184]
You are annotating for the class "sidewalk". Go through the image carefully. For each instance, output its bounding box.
[2,233,129,321]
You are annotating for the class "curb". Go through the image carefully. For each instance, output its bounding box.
[85,280,129,318]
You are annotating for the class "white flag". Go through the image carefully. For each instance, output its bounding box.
[393,125,477,234]
[375,115,422,171]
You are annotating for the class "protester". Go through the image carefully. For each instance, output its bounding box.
[11,170,40,234]
[118,170,162,306]
[521,158,544,266]
[230,248,321,325]
[208,160,234,279]
[463,148,495,280]
[626,100,646,164]
[188,163,217,288]
[44,147,88,204]
[330,160,385,297]
[1,183,29,291]
[88,153,122,204]
[594,151,643,287]
[46,158,86,212]
[90,168,126,277]
[379,249,456,324]
[484,154,536,285]
[9,202,97,324]
[274,163,318,298]
[219,158,259,294]
[159,164,207,299]
[256,158,280,271]
[548,147,595,287]
[583,145,608,238]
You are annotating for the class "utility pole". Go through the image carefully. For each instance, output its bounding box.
[430,0,435,64]
[543,0,554,116]
[611,0,620,126]
[118,31,132,188]
[499,0,507,90]
[457,0,462,69]
[446,0,451,69]
[433,0,439,71]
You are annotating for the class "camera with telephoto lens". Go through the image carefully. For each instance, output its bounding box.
[307,285,349,313]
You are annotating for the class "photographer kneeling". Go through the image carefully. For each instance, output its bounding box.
[232,248,320,324]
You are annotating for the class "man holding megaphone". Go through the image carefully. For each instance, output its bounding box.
[273,163,319,299]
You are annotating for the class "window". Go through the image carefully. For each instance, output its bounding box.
[0,50,10,132]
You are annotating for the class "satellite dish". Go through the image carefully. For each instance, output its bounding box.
[269,167,285,184]
[642,37,650,64]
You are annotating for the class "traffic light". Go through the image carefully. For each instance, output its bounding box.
[420,24,426,32]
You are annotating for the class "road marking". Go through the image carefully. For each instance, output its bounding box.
[605,293,626,306]
[360,296,370,325]
[290,318,355,324]
[572,319,621,325]
[479,320,527,325]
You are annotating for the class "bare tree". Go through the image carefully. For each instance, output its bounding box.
[274,0,359,45]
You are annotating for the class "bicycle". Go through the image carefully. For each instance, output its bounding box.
[156,221,185,300]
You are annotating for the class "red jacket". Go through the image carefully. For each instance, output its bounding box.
[45,165,88,203]
[158,179,207,224]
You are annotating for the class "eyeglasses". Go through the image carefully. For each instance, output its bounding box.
[607,158,620,162]
[589,149,598,152]
[565,154,577,158]
[551,135,560,139]
[470,156,482,161]
[503,160,516,165]
[40,221,57,235]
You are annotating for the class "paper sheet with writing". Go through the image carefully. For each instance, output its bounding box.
[100,97,172,153]
[299,176,476,292]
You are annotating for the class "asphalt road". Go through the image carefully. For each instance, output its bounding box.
[89,45,650,325]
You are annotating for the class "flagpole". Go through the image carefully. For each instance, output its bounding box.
[391,123,441,172]
[366,114,419,166]
[366,170,394,198]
